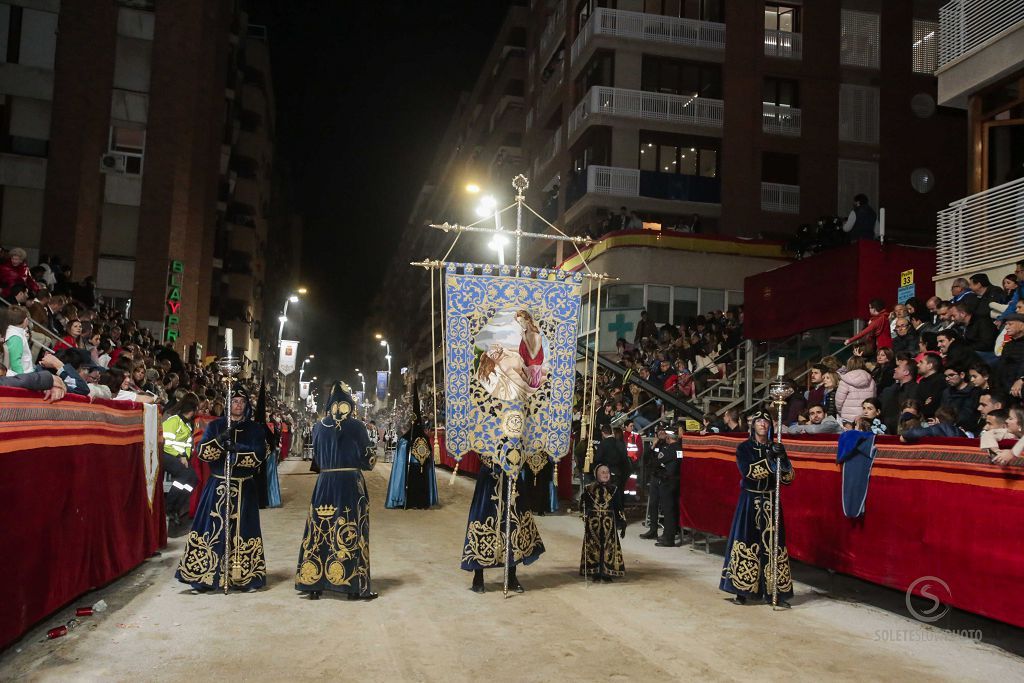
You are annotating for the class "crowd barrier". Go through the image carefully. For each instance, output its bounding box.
[680,433,1024,628]
[0,388,165,650]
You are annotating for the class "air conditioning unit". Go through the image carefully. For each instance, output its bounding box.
[100,152,127,174]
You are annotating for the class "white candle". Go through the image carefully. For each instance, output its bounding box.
[777,356,785,377]
[225,328,233,356]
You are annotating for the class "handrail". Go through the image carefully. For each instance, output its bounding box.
[0,293,63,347]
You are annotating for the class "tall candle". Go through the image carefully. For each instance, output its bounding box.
[777,356,785,377]
[225,328,233,356]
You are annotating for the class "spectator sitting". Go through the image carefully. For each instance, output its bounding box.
[977,391,1007,433]
[969,272,1006,309]
[951,302,996,356]
[0,248,40,299]
[993,261,1024,322]
[784,404,841,434]
[992,406,1024,466]
[835,356,875,424]
[998,313,1024,396]
[936,328,974,371]
[872,348,896,396]
[861,397,887,435]
[3,305,34,375]
[706,407,742,434]
[898,399,922,435]
[979,409,1010,458]
[901,406,964,442]
[939,364,978,432]
[41,350,90,396]
[915,352,946,419]
[0,366,68,401]
[891,318,917,356]
[56,319,84,351]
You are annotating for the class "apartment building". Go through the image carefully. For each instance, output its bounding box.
[0,0,297,368]
[933,0,1024,296]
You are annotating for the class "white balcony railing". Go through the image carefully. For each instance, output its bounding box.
[761,182,800,214]
[764,28,802,58]
[571,8,726,65]
[939,0,1024,67]
[936,175,1024,277]
[568,86,724,138]
[588,165,640,197]
[762,103,802,136]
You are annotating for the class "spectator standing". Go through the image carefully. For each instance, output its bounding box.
[634,310,658,345]
[842,193,878,241]
[806,363,828,405]
[872,348,896,395]
[835,357,876,424]
[891,318,918,356]
[881,356,918,433]
[845,299,893,350]
[821,370,840,417]
[0,248,40,299]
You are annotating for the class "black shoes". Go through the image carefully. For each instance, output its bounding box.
[655,537,678,547]
[471,569,485,593]
[639,530,659,540]
[507,567,524,593]
[348,592,379,601]
[730,595,747,606]
[308,591,321,600]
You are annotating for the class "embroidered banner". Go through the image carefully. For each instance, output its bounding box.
[376,371,388,402]
[278,340,299,375]
[444,263,582,474]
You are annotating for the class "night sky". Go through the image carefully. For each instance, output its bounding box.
[258,1,511,384]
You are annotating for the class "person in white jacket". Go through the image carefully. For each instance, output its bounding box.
[3,305,34,375]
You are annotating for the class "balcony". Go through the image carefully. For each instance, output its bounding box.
[761,182,800,214]
[764,29,802,59]
[936,175,1024,278]
[534,125,561,177]
[762,103,801,136]
[938,0,1024,67]
[537,2,566,69]
[567,165,721,206]
[571,8,725,67]
[568,86,724,142]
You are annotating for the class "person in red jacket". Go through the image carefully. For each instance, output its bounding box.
[623,420,644,463]
[845,298,892,350]
[0,248,40,299]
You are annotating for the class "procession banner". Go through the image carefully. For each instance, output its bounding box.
[299,381,310,399]
[444,263,582,476]
[278,340,299,375]
[376,371,388,402]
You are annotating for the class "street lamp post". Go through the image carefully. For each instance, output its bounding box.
[379,339,391,398]
[356,370,366,418]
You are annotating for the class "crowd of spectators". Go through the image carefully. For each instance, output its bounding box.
[0,245,296,422]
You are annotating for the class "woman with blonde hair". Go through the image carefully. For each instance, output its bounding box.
[515,310,545,388]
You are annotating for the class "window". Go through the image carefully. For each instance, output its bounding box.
[763,78,799,107]
[647,286,671,324]
[839,83,880,144]
[606,284,644,309]
[645,0,723,21]
[700,289,725,314]
[837,159,878,215]
[840,9,880,69]
[577,50,614,92]
[577,0,615,29]
[638,136,719,177]
[672,287,698,325]
[762,152,799,185]
[912,19,939,75]
[641,56,721,98]
[764,3,799,32]
[109,126,146,175]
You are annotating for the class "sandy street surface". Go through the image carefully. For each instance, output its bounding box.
[3,456,1022,682]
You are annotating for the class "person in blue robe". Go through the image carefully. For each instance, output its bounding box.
[295,383,378,600]
[176,384,268,592]
[265,412,282,508]
[461,454,546,594]
[719,410,795,606]
[385,384,438,509]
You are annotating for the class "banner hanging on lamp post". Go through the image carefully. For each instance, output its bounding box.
[376,370,388,402]
[299,381,310,399]
[278,340,299,375]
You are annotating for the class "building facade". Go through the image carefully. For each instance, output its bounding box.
[0,0,298,370]
[933,0,1024,296]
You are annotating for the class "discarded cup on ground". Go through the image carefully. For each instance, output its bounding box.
[93,599,108,613]
[75,607,93,617]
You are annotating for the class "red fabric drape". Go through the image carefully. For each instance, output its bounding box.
[680,433,1024,628]
[429,430,481,475]
[0,388,164,650]
[744,241,937,340]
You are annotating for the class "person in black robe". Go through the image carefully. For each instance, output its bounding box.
[580,464,626,582]
[295,382,378,600]
[176,384,267,592]
[461,454,545,594]
[719,410,795,606]
[400,384,438,509]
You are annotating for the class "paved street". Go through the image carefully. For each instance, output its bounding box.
[3,457,1021,682]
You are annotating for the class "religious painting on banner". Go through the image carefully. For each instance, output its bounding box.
[299,381,310,399]
[444,263,582,475]
[278,340,299,375]
[376,370,388,402]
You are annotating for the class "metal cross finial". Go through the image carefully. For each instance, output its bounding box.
[512,174,529,198]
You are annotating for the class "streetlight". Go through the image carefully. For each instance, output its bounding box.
[299,355,314,382]
[278,290,305,348]
[379,338,392,400]
[473,192,506,265]
[356,370,366,418]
